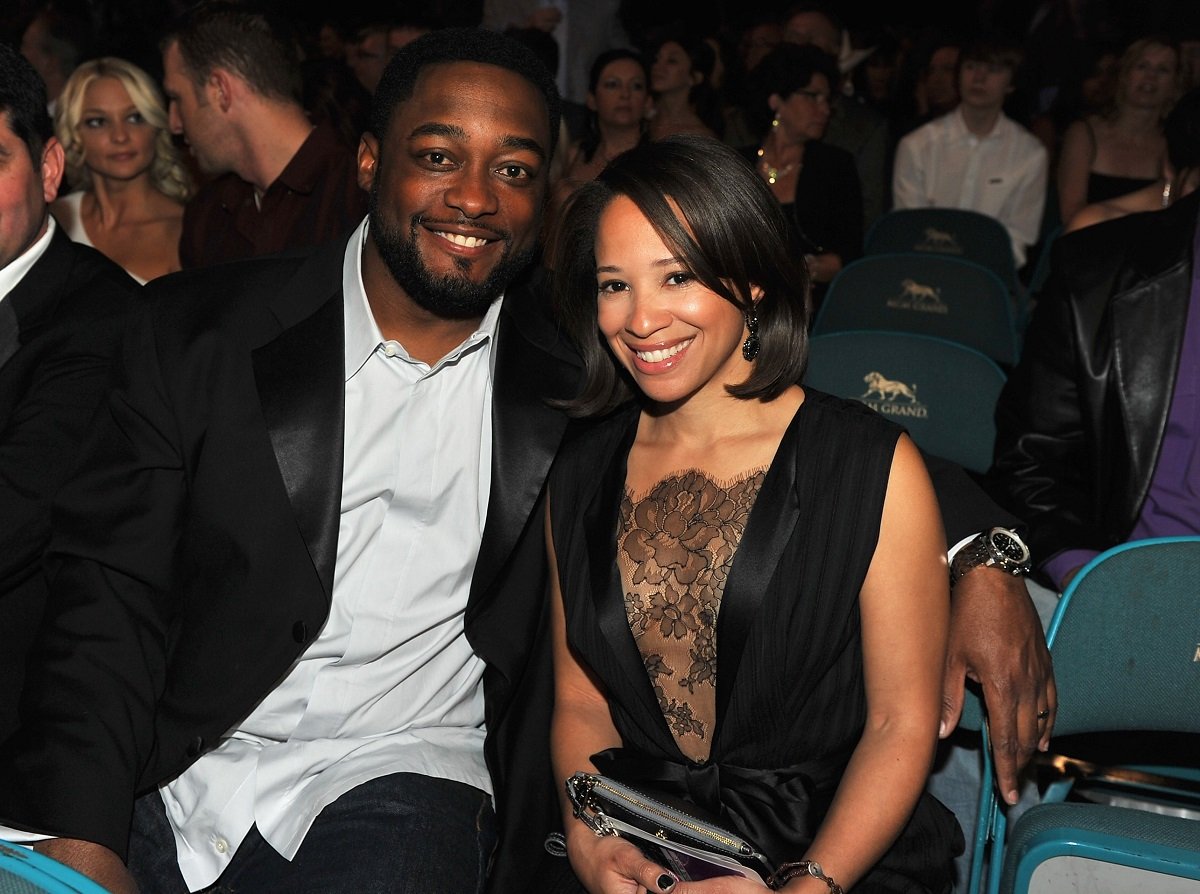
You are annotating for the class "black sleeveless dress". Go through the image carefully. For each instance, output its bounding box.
[550,391,961,893]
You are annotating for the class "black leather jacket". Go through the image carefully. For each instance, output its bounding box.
[989,189,1200,575]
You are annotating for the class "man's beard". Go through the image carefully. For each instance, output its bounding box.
[368,180,538,320]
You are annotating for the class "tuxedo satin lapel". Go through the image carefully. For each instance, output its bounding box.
[0,301,17,373]
[1110,263,1191,510]
[712,407,804,745]
[251,261,345,599]
[466,298,576,615]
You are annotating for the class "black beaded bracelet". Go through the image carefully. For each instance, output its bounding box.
[768,860,844,893]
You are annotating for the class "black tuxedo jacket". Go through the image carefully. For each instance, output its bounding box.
[0,234,579,891]
[0,227,137,739]
[990,189,1200,568]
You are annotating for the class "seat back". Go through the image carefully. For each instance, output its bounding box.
[812,253,1019,366]
[865,208,1021,293]
[1045,537,1200,737]
[969,537,1200,894]
[803,331,1006,473]
[0,842,109,894]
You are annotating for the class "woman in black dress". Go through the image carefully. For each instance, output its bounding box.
[546,136,959,893]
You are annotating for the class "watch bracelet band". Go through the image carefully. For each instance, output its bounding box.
[768,860,843,892]
[949,528,1030,587]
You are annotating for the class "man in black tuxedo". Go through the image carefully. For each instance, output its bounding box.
[0,29,575,894]
[0,28,1053,894]
[0,44,137,741]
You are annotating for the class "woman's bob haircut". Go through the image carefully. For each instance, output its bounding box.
[552,134,810,417]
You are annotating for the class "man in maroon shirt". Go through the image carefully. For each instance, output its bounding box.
[162,2,366,269]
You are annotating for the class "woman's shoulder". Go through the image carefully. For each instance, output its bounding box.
[804,140,858,178]
[796,388,904,448]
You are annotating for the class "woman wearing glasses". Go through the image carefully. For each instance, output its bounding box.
[742,43,862,307]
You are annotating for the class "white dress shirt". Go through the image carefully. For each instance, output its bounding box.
[0,217,55,302]
[163,220,501,890]
[891,107,1048,268]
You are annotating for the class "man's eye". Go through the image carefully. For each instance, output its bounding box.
[423,151,451,166]
[499,164,531,179]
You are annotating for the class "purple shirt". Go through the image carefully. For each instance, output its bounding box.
[1043,223,1200,588]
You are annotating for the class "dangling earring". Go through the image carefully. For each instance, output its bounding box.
[742,309,760,361]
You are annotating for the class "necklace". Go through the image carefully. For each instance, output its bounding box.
[756,145,801,185]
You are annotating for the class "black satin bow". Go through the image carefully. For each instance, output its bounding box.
[591,747,848,867]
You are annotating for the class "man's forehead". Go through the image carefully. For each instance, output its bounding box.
[395,60,549,135]
[410,60,540,99]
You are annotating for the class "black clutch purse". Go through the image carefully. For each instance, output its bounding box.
[565,771,774,886]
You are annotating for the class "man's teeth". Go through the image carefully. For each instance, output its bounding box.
[636,340,691,363]
[437,232,489,248]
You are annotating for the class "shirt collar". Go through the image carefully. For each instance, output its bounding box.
[342,218,504,381]
[273,123,336,196]
[0,216,55,304]
[949,106,1009,142]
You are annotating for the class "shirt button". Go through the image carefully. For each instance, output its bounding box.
[383,343,398,357]
[214,837,228,854]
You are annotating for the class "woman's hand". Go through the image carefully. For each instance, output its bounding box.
[567,832,677,894]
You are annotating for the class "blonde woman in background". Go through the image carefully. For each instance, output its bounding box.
[1056,36,1182,224]
[53,57,193,283]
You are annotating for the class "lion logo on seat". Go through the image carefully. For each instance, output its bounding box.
[860,371,928,418]
[862,371,918,402]
[916,226,963,254]
[886,278,949,314]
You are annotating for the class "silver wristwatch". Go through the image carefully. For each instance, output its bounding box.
[949,526,1031,587]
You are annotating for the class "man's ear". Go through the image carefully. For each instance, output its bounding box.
[208,68,235,113]
[41,136,65,204]
[357,133,379,192]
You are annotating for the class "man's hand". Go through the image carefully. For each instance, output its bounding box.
[34,839,138,894]
[940,567,1056,805]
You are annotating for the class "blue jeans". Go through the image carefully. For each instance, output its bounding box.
[128,773,496,894]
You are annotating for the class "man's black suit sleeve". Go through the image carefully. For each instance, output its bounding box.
[922,450,1021,547]
[0,245,138,739]
[0,304,186,858]
[988,261,1092,566]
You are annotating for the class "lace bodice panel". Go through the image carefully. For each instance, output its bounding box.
[617,468,766,762]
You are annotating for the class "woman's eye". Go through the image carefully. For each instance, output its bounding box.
[666,272,693,286]
[127,111,146,124]
[598,280,628,294]
[82,117,106,129]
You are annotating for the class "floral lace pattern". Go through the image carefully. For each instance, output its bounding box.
[618,468,766,761]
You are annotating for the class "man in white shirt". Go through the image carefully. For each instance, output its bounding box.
[0,43,137,741]
[0,28,576,894]
[892,35,1048,269]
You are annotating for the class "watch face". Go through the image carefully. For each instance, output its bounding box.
[990,529,1030,564]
